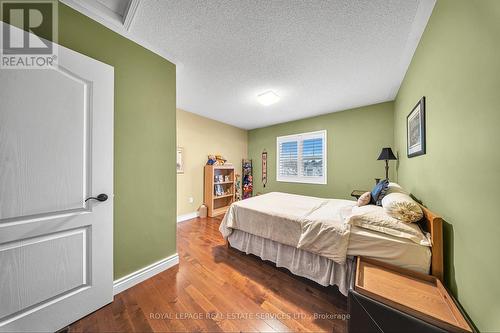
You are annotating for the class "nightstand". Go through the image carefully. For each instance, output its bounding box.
[350,190,368,200]
[348,257,473,333]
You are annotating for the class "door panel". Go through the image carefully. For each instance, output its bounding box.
[0,22,114,332]
[0,67,89,220]
[0,228,89,320]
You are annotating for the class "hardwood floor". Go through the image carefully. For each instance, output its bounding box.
[69,217,348,332]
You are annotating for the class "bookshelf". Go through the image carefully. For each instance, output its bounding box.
[204,165,235,217]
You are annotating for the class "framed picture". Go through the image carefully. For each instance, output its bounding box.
[407,97,426,158]
[176,147,184,173]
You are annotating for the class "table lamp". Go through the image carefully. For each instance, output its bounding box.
[377,147,397,180]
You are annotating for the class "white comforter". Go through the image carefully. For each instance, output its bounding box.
[219,192,356,264]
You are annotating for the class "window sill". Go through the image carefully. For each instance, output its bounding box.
[276,178,327,185]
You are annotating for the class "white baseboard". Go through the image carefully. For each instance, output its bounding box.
[113,253,179,295]
[177,211,199,223]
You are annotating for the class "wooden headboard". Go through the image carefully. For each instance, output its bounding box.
[419,205,444,281]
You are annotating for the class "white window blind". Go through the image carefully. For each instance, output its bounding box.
[276,130,327,184]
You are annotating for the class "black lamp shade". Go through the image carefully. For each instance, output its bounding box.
[377,147,397,161]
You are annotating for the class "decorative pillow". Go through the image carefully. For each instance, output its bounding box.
[347,205,430,246]
[382,192,423,223]
[386,182,408,195]
[357,192,371,207]
[370,179,389,206]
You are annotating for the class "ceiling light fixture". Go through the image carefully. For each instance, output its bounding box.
[257,90,280,106]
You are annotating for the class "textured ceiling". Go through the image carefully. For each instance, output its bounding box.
[127,0,436,129]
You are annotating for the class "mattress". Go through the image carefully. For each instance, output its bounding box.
[347,226,431,274]
[222,192,431,291]
[220,192,357,264]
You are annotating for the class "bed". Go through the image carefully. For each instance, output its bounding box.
[219,192,443,296]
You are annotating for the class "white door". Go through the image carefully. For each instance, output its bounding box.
[0,30,114,332]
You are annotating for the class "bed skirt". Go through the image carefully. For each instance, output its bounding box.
[227,229,355,296]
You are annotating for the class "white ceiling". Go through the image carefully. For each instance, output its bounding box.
[66,0,436,130]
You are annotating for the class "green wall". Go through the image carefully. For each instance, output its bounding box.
[248,102,394,199]
[394,0,500,331]
[58,4,177,279]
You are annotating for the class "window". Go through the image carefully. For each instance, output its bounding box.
[276,130,327,184]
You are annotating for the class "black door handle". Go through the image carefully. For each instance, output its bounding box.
[85,194,108,202]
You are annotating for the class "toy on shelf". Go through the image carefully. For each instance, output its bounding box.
[206,154,228,166]
[215,155,227,165]
[207,155,217,165]
[242,159,253,199]
[215,184,224,196]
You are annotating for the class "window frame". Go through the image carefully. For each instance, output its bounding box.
[276,130,327,184]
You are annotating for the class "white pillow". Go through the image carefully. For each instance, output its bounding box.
[382,192,423,223]
[347,205,430,246]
